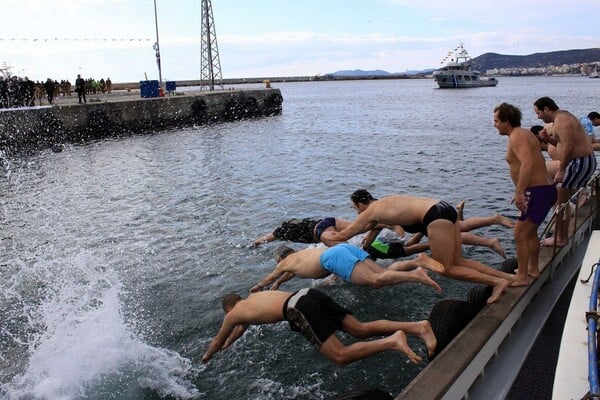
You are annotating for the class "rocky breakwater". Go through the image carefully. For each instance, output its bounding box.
[0,88,283,155]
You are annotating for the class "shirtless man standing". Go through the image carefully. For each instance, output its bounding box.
[201,289,437,365]
[250,244,441,293]
[533,97,597,246]
[494,102,557,286]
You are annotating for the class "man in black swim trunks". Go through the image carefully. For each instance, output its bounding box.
[328,193,514,304]
[350,190,513,259]
[201,288,436,365]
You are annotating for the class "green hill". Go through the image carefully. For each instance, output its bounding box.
[471,48,600,71]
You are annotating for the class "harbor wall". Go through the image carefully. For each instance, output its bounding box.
[0,88,283,155]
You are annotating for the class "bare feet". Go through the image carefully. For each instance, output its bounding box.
[540,236,567,247]
[410,267,442,293]
[510,275,533,287]
[391,331,422,364]
[487,279,510,303]
[493,214,515,228]
[417,320,437,358]
[388,259,421,272]
[417,253,445,274]
[456,200,465,221]
[577,189,590,208]
[491,238,506,259]
[527,266,540,278]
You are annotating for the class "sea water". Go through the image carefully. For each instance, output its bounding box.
[1,76,598,399]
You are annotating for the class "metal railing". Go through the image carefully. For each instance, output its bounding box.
[584,259,600,399]
[540,173,600,256]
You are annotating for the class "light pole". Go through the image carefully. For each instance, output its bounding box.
[153,0,163,90]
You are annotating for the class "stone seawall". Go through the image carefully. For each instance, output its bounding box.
[0,88,283,155]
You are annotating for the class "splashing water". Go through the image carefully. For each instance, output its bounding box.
[0,251,199,400]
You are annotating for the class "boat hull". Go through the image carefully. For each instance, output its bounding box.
[433,74,498,88]
[552,230,600,399]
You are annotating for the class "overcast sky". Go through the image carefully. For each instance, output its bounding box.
[1,0,598,83]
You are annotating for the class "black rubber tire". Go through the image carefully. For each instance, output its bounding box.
[499,257,518,274]
[428,299,477,360]
[327,388,393,400]
[467,284,493,313]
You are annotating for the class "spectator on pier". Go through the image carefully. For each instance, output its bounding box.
[44,78,55,104]
[75,74,86,104]
[23,77,35,106]
[106,77,112,93]
[0,76,8,108]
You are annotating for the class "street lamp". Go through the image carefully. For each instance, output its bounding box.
[153,0,163,90]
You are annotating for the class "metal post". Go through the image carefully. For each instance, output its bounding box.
[153,0,163,90]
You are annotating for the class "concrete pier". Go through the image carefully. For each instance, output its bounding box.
[0,88,283,155]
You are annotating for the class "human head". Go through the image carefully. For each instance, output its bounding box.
[493,103,522,134]
[533,97,559,123]
[530,124,551,146]
[273,245,295,263]
[588,111,600,126]
[530,125,544,136]
[350,189,377,206]
[222,293,242,313]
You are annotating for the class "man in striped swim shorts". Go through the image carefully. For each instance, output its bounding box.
[534,96,597,247]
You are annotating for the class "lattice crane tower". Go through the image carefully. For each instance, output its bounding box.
[200,0,223,90]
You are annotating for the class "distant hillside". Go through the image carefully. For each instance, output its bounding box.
[330,69,391,76]
[471,48,600,71]
[329,48,600,76]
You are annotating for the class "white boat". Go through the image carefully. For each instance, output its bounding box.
[432,43,498,88]
[552,230,600,399]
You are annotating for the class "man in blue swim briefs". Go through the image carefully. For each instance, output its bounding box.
[495,102,558,286]
[202,288,437,365]
[534,97,597,247]
[250,244,441,293]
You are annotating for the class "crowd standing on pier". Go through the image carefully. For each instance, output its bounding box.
[0,74,112,108]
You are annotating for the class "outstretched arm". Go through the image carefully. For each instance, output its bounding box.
[329,216,378,242]
[251,232,277,247]
[202,317,238,363]
[223,324,249,349]
[270,272,295,290]
[361,228,381,248]
[250,263,288,293]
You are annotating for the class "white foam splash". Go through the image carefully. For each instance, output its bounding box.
[1,251,198,399]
